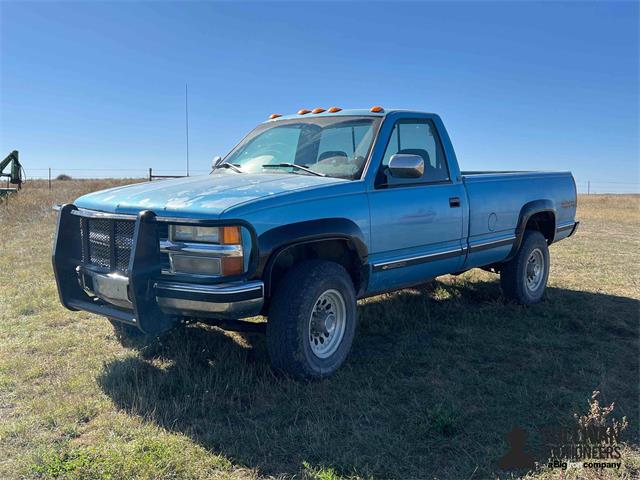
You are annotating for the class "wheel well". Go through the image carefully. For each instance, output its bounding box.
[267,239,364,298]
[525,211,555,243]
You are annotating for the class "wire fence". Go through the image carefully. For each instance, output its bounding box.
[15,167,640,194]
[24,167,209,179]
[574,180,639,194]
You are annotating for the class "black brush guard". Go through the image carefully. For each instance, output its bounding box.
[52,204,263,335]
[52,205,175,334]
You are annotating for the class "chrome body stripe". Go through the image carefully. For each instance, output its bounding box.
[372,236,516,272]
[467,235,515,252]
[372,247,463,272]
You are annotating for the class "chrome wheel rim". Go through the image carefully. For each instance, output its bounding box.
[525,248,545,292]
[308,289,346,359]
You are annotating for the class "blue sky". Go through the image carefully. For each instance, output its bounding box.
[1,1,638,192]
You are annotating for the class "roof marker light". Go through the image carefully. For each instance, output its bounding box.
[311,108,326,114]
[370,105,384,113]
[327,106,342,113]
[269,113,282,119]
[298,109,311,115]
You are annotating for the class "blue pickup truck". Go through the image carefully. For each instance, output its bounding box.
[53,107,578,379]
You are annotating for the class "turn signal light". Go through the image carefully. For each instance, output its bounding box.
[221,256,244,276]
[327,106,342,113]
[311,108,325,114]
[221,226,241,245]
[269,113,282,119]
[297,109,311,115]
[370,105,384,113]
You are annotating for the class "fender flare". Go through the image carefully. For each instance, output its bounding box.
[255,218,369,297]
[505,199,556,261]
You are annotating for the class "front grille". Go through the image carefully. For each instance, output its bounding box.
[115,221,135,271]
[89,219,111,268]
[80,218,136,274]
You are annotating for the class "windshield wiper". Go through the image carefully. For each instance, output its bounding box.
[213,162,244,174]
[262,163,326,177]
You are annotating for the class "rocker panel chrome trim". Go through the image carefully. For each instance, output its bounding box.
[372,247,464,272]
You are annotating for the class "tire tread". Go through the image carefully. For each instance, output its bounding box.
[267,260,356,380]
[500,230,549,305]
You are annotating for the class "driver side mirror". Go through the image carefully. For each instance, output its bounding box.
[388,154,424,179]
[212,156,223,170]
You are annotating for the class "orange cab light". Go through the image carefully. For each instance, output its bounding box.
[221,256,244,276]
[269,113,282,119]
[370,105,384,113]
[311,108,326,114]
[298,109,311,115]
[221,226,242,245]
[327,106,342,113]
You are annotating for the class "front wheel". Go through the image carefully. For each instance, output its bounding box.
[266,260,357,380]
[500,230,550,305]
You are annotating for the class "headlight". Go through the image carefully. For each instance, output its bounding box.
[166,225,245,276]
[170,225,241,245]
[172,225,218,243]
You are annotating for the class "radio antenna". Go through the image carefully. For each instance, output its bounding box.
[185,83,190,176]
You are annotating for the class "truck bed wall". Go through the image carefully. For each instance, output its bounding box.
[461,172,577,269]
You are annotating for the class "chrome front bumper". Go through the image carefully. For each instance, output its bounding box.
[155,280,263,318]
[78,268,264,320]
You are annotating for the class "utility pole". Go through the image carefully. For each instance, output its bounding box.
[587,181,590,195]
[185,83,190,177]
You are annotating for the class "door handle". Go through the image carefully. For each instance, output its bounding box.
[449,197,461,208]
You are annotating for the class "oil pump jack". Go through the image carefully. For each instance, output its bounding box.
[0,150,24,198]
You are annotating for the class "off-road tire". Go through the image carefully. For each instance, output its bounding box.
[500,230,550,305]
[267,260,357,380]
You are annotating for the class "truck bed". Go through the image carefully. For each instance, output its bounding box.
[461,170,532,175]
[460,170,577,269]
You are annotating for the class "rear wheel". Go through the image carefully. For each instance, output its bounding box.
[500,230,550,305]
[267,260,357,380]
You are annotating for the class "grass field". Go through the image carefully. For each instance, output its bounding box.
[1,180,638,479]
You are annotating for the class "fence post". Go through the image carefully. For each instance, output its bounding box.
[48,168,51,190]
[149,168,152,182]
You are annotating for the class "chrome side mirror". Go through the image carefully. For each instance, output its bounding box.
[388,154,424,179]
[212,156,223,170]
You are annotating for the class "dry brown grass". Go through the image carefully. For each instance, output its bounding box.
[0,180,638,479]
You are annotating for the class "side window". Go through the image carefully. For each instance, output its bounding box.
[380,120,449,183]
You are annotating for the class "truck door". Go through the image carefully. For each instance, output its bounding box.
[366,117,466,294]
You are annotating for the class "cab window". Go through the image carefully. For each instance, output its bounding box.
[380,119,449,184]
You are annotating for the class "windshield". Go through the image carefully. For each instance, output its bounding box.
[222,116,381,180]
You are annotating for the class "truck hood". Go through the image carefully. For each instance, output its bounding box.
[74,172,347,217]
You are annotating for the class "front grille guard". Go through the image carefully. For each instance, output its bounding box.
[52,204,259,334]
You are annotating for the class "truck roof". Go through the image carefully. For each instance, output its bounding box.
[262,108,432,123]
